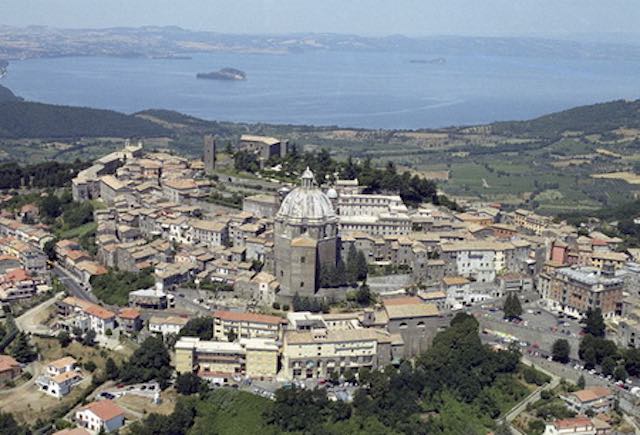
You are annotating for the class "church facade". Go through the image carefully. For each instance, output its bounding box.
[274,168,339,299]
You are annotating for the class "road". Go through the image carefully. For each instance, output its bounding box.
[14,291,62,335]
[52,264,98,304]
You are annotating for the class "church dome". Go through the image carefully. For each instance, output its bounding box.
[276,168,336,224]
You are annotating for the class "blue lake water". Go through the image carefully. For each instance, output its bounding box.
[2,50,640,129]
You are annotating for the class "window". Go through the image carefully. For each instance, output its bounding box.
[399,322,408,329]
[301,256,306,264]
[300,282,304,288]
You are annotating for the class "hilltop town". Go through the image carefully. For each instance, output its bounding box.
[1,133,640,434]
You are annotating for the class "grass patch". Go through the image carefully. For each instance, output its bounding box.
[189,389,278,435]
[90,269,155,306]
[56,221,97,240]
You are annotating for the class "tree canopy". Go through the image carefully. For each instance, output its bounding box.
[552,339,570,364]
[178,317,214,340]
[583,308,606,337]
[503,293,522,320]
[120,336,172,387]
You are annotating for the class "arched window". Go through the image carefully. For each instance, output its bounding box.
[399,322,408,329]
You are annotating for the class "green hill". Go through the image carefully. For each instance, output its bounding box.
[0,100,171,139]
[491,99,640,138]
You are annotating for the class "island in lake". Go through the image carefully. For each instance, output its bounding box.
[196,67,246,81]
[409,57,446,65]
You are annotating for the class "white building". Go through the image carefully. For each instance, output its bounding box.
[36,356,83,398]
[75,400,125,434]
[543,417,596,435]
[148,315,189,337]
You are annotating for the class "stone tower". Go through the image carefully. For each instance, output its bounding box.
[203,135,216,174]
[274,168,339,299]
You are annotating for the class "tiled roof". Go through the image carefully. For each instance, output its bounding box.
[0,354,20,372]
[49,356,76,370]
[79,400,125,421]
[213,310,286,325]
[570,386,612,403]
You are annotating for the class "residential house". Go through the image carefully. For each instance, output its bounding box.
[75,400,125,434]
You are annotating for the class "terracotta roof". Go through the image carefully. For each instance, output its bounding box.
[213,310,286,325]
[442,276,470,286]
[79,400,125,421]
[383,297,440,319]
[3,268,31,282]
[118,308,141,320]
[84,304,116,321]
[570,386,612,403]
[49,356,76,370]
[552,416,594,430]
[53,428,90,435]
[51,371,81,384]
[383,296,423,306]
[0,354,20,372]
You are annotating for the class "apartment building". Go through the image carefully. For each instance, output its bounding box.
[440,240,530,283]
[175,336,279,379]
[539,266,623,318]
[281,327,392,380]
[212,310,286,342]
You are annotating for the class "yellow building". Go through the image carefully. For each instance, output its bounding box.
[590,251,628,271]
[174,336,279,378]
[212,310,286,342]
[244,338,279,379]
[281,328,392,380]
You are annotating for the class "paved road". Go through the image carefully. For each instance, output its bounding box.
[52,264,98,304]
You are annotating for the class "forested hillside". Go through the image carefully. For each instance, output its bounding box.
[491,99,640,138]
[0,101,171,139]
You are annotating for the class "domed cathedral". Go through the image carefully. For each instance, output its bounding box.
[274,167,339,299]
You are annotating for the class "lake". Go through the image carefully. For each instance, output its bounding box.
[2,50,640,129]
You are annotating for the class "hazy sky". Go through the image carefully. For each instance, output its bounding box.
[2,0,639,37]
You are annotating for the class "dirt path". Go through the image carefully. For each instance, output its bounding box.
[15,292,63,335]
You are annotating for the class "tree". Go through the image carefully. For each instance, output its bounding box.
[582,346,597,369]
[0,411,29,435]
[178,317,213,340]
[583,308,606,337]
[38,194,62,220]
[503,293,522,319]
[43,239,57,261]
[552,339,571,364]
[624,348,640,377]
[105,357,119,380]
[576,375,586,390]
[226,329,237,342]
[10,332,37,363]
[57,331,71,348]
[614,365,628,382]
[120,336,171,387]
[346,245,359,286]
[343,368,356,384]
[82,329,97,347]
[176,373,201,396]
[601,357,617,377]
[84,360,97,372]
[356,251,368,281]
[356,284,373,306]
